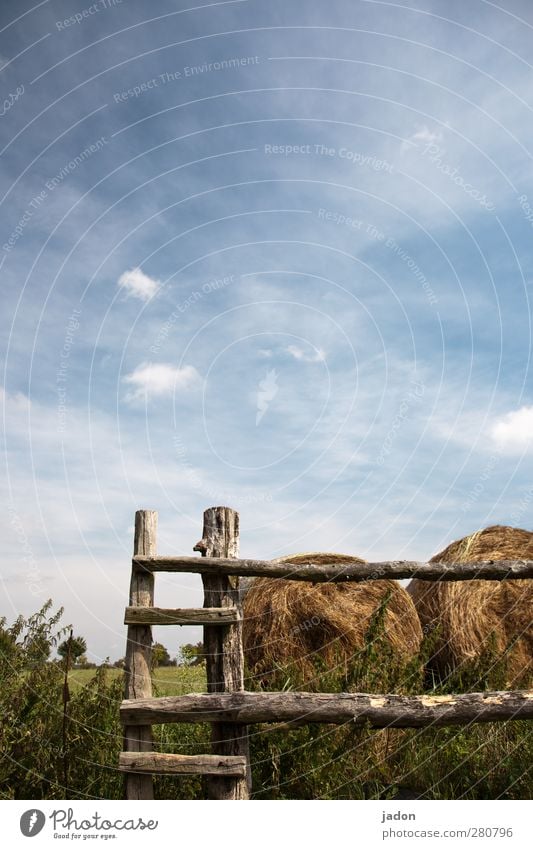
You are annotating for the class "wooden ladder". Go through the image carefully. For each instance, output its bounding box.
[120,507,250,800]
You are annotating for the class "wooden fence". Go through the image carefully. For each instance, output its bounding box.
[119,506,533,800]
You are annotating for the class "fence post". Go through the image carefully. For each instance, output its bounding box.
[123,509,157,800]
[194,506,250,799]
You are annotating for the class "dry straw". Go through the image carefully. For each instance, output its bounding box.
[409,525,533,685]
[243,553,422,689]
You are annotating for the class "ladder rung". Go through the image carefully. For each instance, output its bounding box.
[119,751,247,776]
[124,606,239,626]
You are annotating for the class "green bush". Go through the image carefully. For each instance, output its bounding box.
[0,602,126,799]
[0,602,209,799]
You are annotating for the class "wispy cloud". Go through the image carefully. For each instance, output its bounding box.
[490,406,533,453]
[256,368,279,425]
[117,267,160,301]
[124,362,200,402]
[286,345,326,363]
[401,124,444,153]
[0,386,31,411]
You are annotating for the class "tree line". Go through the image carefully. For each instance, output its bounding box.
[54,635,205,669]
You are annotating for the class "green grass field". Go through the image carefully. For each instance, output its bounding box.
[68,665,206,695]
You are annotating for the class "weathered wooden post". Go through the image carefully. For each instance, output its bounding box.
[123,509,157,800]
[194,506,250,799]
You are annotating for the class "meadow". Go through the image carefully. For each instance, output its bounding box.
[68,665,205,696]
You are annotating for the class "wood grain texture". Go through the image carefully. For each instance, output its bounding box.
[121,689,533,728]
[124,606,239,626]
[133,555,533,582]
[195,506,250,800]
[123,510,157,800]
[119,751,247,776]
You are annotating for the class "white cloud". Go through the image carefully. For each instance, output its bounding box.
[256,368,279,425]
[117,267,160,301]
[0,386,31,411]
[124,362,200,402]
[401,124,444,153]
[490,406,533,453]
[286,345,326,363]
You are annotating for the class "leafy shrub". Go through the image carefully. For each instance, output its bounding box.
[0,602,208,799]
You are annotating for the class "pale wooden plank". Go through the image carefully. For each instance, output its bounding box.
[133,555,533,582]
[196,506,250,800]
[124,606,239,626]
[121,689,533,728]
[119,751,246,777]
[123,510,157,800]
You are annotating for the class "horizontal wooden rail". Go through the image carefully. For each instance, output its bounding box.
[121,689,533,729]
[132,555,533,582]
[124,606,239,626]
[119,751,247,777]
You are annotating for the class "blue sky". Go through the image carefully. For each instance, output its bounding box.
[2,0,533,661]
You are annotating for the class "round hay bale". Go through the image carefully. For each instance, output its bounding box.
[243,553,423,690]
[408,525,533,685]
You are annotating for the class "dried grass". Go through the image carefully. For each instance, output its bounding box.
[408,525,533,685]
[243,553,422,689]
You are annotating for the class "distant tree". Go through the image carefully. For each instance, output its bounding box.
[178,641,205,666]
[113,657,126,669]
[57,635,87,663]
[151,642,173,668]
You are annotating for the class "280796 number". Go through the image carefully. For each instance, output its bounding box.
[469,827,513,838]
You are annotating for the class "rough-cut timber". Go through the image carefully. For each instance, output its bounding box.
[119,751,247,777]
[123,510,157,800]
[121,689,533,729]
[195,506,250,800]
[124,606,239,626]
[132,555,533,582]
